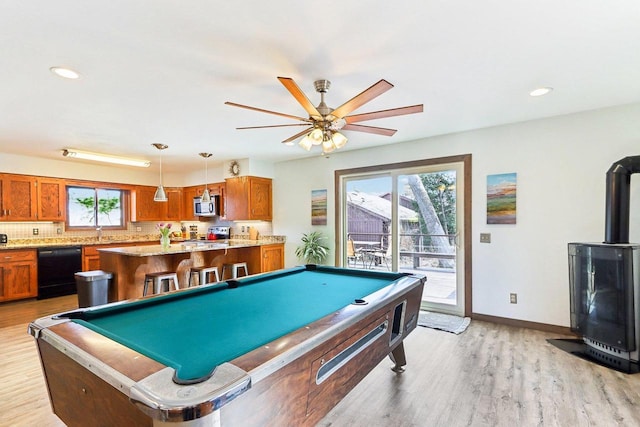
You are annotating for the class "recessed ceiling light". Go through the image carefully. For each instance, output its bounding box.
[50,66,80,79]
[529,87,553,97]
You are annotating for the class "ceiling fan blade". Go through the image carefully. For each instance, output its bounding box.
[345,104,424,124]
[342,123,397,136]
[225,101,310,122]
[236,124,311,130]
[282,127,314,144]
[277,77,321,119]
[331,79,394,119]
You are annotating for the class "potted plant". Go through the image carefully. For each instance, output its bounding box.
[295,231,330,265]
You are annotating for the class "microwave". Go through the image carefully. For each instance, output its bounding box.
[193,196,219,217]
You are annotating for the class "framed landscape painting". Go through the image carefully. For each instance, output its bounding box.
[311,189,327,225]
[487,173,517,224]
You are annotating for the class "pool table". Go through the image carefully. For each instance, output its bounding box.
[30,265,425,427]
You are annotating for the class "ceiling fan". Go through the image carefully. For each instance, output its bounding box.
[225,77,423,153]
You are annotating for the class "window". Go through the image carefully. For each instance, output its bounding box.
[67,186,126,229]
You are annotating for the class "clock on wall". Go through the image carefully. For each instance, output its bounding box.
[229,160,240,176]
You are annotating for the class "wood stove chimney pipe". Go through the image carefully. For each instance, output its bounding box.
[605,155,640,244]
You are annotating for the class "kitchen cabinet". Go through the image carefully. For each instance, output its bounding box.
[225,176,272,221]
[0,249,37,302]
[0,174,38,221]
[132,186,182,222]
[37,177,66,221]
[260,243,284,273]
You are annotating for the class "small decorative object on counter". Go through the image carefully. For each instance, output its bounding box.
[181,225,187,239]
[157,223,172,250]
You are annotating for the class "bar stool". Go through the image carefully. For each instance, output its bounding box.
[222,262,248,280]
[189,266,220,287]
[143,271,179,296]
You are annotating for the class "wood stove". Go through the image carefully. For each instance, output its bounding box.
[566,156,640,372]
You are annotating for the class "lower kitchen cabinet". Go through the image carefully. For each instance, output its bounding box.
[0,249,37,302]
[261,243,284,273]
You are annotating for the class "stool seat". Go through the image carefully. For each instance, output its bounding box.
[222,262,248,280]
[143,271,179,296]
[189,266,220,287]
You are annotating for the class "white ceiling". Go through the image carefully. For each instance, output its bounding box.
[1,1,639,173]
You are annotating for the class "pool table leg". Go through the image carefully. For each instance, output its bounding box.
[389,342,407,373]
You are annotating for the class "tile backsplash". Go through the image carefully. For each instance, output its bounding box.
[0,220,275,242]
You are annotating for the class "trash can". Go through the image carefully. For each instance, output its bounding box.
[75,270,112,308]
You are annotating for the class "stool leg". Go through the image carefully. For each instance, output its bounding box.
[212,267,220,282]
[143,278,150,296]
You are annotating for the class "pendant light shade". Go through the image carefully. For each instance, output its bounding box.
[199,152,212,203]
[152,143,169,202]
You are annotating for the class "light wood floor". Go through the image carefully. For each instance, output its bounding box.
[2,296,640,427]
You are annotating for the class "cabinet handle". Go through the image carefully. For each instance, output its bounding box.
[4,256,12,260]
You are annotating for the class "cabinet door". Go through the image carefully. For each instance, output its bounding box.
[249,177,272,220]
[37,178,66,221]
[0,250,37,301]
[134,186,164,221]
[1,175,37,221]
[261,244,284,273]
[165,188,182,221]
[182,186,200,221]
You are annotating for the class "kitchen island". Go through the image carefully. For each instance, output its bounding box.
[99,240,284,301]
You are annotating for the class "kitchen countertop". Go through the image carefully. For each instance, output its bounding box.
[98,239,279,257]
[0,235,285,251]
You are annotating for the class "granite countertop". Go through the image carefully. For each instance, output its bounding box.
[0,235,285,251]
[98,239,279,257]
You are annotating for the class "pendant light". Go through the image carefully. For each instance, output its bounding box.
[152,143,168,202]
[199,152,212,203]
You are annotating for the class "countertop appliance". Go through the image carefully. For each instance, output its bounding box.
[194,195,219,217]
[207,226,230,240]
[37,246,82,299]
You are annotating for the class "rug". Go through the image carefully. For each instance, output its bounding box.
[417,311,471,334]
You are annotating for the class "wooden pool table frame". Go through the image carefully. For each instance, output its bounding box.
[30,267,425,427]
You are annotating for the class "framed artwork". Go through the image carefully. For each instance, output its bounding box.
[311,189,327,225]
[487,173,517,224]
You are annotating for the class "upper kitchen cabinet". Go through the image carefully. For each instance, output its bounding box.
[131,186,182,222]
[37,177,66,221]
[225,176,272,221]
[183,183,226,220]
[0,174,38,221]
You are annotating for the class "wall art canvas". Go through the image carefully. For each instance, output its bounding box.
[311,189,328,225]
[487,173,517,224]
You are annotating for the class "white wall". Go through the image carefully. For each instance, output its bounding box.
[272,103,640,327]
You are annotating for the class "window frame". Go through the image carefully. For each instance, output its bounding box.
[65,185,130,230]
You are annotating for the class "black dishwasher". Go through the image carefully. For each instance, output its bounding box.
[37,246,82,299]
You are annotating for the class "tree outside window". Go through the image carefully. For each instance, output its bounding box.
[67,186,124,228]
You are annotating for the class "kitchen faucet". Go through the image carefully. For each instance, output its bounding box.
[97,226,102,242]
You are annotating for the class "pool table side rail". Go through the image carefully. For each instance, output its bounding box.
[234,273,426,383]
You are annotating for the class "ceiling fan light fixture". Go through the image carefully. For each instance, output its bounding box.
[322,138,336,153]
[299,135,313,151]
[309,128,324,145]
[331,131,348,149]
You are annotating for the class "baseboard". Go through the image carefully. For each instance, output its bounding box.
[471,313,575,336]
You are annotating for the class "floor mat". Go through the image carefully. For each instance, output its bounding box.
[417,311,470,334]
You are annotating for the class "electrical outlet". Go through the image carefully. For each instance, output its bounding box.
[32,228,39,235]
[480,233,491,243]
[136,226,142,232]
[56,228,62,234]
[510,293,518,304]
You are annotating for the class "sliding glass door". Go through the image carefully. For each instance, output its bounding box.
[337,155,469,316]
